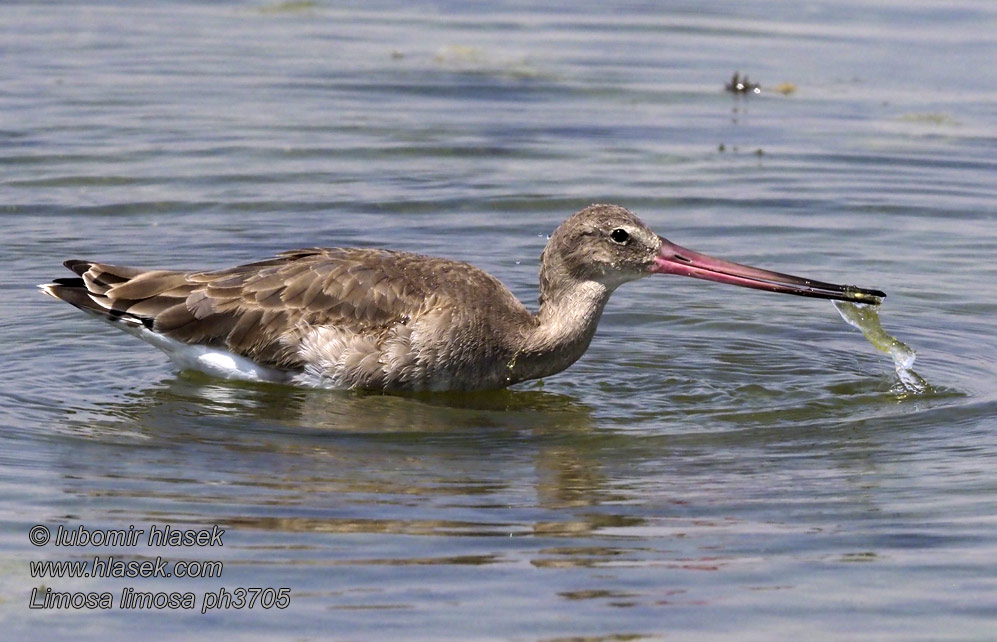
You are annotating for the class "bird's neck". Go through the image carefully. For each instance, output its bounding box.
[510,279,613,383]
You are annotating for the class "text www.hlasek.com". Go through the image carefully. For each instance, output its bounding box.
[31,556,222,579]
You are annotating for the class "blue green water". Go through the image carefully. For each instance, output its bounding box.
[2,1,995,640]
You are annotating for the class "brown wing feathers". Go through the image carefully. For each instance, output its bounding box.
[44,249,447,370]
[44,261,184,329]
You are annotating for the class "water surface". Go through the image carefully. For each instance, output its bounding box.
[2,1,996,640]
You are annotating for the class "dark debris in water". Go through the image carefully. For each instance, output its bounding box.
[716,143,765,156]
[725,72,760,95]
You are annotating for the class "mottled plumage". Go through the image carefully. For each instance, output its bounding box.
[41,204,884,391]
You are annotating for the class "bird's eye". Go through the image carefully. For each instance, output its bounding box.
[610,228,630,244]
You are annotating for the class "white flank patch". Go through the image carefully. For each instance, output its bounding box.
[120,324,290,384]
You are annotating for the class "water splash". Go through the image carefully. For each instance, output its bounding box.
[833,301,927,394]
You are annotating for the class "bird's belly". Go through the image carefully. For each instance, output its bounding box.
[291,319,514,392]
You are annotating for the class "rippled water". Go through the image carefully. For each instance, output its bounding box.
[2,1,996,640]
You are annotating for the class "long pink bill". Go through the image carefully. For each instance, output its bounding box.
[651,237,885,304]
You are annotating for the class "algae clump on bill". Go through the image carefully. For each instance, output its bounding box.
[833,300,927,394]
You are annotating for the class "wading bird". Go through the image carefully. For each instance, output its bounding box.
[41,204,884,391]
